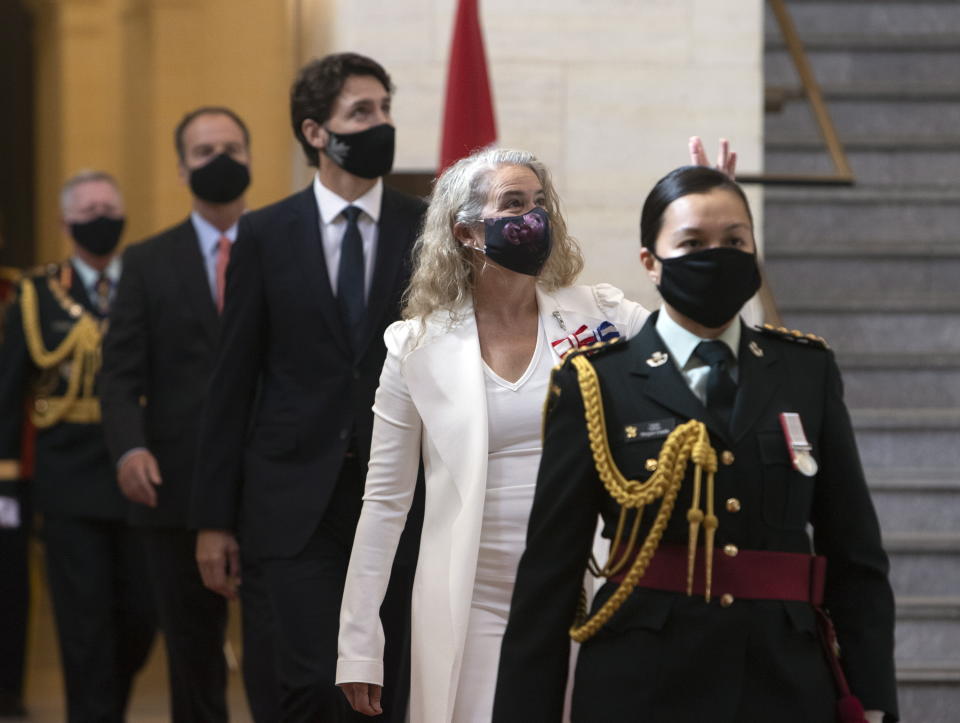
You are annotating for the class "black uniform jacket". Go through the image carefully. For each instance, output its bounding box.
[0,263,125,520]
[190,185,426,559]
[493,313,898,723]
[100,219,220,527]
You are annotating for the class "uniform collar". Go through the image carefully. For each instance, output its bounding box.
[71,253,121,288]
[655,305,741,370]
[313,173,383,225]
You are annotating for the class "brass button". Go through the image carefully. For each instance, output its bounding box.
[721,450,735,466]
[720,593,734,607]
[725,497,741,513]
[723,544,739,557]
[34,398,49,413]
[645,458,658,472]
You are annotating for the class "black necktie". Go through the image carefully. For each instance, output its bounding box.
[695,340,737,429]
[94,273,112,316]
[337,206,366,353]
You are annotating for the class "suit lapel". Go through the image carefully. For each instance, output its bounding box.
[290,186,351,357]
[168,219,218,344]
[403,305,487,506]
[729,323,781,443]
[355,188,409,360]
[628,315,732,445]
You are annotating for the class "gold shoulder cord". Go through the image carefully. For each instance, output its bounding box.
[19,276,103,427]
[567,354,717,643]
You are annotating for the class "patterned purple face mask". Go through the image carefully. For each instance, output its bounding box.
[480,206,551,276]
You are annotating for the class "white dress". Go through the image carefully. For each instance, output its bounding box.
[452,320,554,722]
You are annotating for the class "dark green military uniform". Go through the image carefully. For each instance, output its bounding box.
[494,312,898,723]
[0,261,155,722]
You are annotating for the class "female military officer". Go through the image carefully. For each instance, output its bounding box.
[492,166,898,723]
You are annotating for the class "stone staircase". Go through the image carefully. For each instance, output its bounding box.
[761,2,960,720]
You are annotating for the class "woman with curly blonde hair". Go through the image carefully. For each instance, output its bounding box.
[337,143,730,722]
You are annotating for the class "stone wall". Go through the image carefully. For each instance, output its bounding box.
[301,0,765,307]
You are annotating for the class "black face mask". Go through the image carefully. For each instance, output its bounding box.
[189,153,251,203]
[478,207,551,276]
[70,216,125,257]
[323,123,395,179]
[655,246,761,328]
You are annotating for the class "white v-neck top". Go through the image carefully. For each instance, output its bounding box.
[482,319,551,477]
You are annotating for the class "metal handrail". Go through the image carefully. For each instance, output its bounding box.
[738,0,855,187]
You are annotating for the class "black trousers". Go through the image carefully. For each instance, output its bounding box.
[260,454,418,723]
[42,515,156,723]
[0,480,29,708]
[140,527,281,723]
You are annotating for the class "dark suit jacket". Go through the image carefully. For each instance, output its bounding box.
[493,313,898,722]
[100,219,221,527]
[0,263,125,520]
[191,185,426,559]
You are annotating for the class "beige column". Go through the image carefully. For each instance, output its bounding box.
[29,0,295,264]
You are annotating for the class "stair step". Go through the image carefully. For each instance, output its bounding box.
[763,4,960,39]
[854,427,959,471]
[884,532,960,553]
[764,147,960,187]
[897,663,960,685]
[766,98,960,143]
[778,310,960,355]
[867,468,958,488]
[765,242,960,259]
[839,353,960,370]
[766,33,960,52]
[872,480,960,534]
[896,674,960,722]
[841,367,960,410]
[766,254,960,306]
[896,596,960,618]
[766,134,960,151]
[896,617,960,664]
[764,195,960,244]
[888,549,960,597]
[766,46,960,91]
[780,297,960,313]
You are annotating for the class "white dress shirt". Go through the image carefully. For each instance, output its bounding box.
[190,211,238,301]
[71,254,122,304]
[654,308,741,404]
[312,174,382,300]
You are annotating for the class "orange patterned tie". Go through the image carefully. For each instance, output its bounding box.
[215,236,231,313]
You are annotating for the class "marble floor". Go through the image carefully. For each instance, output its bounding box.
[18,542,254,722]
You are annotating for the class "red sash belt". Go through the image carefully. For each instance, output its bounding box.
[607,544,868,722]
[608,543,827,604]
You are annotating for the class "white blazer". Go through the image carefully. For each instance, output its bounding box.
[337,283,649,722]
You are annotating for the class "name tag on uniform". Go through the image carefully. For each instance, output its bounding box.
[52,320,75,333]
[624,418,675,442]
[779,412,818,477]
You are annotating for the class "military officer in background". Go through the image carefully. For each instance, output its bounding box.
[0,171,156,722]
[493,166,898,723]
[0,262,30,719]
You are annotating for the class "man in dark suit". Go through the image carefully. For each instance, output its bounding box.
[0,171,156,722]
[192,53,426,722]
[494,166,897,722]
[100,107,280,723]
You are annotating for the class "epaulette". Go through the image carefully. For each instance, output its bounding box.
[24,262,58,280]
[756,323,829,350]
[0,266,22,284]
[558,336,627,368]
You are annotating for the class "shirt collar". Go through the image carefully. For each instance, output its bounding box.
[655,307,741,370]
[190,211,239,258]
[71,254,122,289]
[313,173,383,225]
